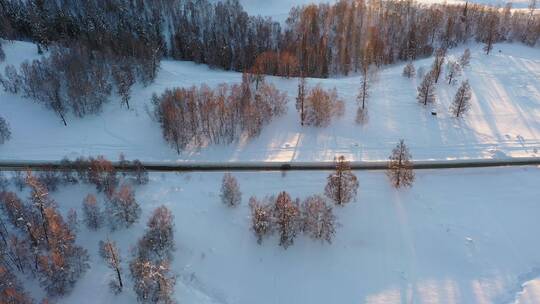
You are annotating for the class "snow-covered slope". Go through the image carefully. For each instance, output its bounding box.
[8,166,540,304]
[1,40,540,163]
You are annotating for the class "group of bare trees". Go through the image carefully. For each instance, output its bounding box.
[247,156,359,248]
[0,171,90,300]
[249,192,337,248]
[130,206,176,304]
[0,45,140,125]
[414,48,473,117]
[154,74,287,154]
[3,0,537,80]
[296,79,345,127]
[246,143,415,248]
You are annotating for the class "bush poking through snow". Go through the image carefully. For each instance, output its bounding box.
[325,156,359,206]
[387,140,415,188]
[220,173,242,207]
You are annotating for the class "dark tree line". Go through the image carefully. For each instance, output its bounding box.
[153,74,287,153]
[1,0,537,80]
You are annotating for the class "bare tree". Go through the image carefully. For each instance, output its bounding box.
[304,86,344,127]
[67,208,79,233]
[301,195,336,243]
[112,63,136,110]
[139,206,175,261]
[417,71,436,106]
[131,160,149,185]
[296,76,306,126]
[0,65,22,94]
[459,49,471,68]
[107,184,141,230]
[220,173,241,207]
[0,116,11,144]
[249,196,273,244]
[99,239,123,294]
[130,258,176,304]
[450,80,472,117]
[273,192,300,249]
[0,42,5,63]
[431,48,446,83]
[82,194,102,230]
[402,62,416,78]
[387,140,415,188]
[357,62,374,111]
[483,10,499,55]
[445,60,462,85]
[325,156,359,206]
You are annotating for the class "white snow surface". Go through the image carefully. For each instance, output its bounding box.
[5,166,540,304]
[1,40,540,163]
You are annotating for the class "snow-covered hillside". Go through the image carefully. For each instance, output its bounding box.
[5,166,540,304]
[1,40,539,163]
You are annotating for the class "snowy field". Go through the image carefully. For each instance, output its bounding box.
[1,40,540,163]
[4,166,540,304]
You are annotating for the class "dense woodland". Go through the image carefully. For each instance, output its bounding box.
[153,73,287,153]
[0,0,538,79]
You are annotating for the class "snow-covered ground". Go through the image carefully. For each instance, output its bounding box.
[5,166,540,304]
[1,40,539,163]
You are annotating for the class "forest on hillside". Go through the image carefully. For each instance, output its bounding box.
[0,0,538,78]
